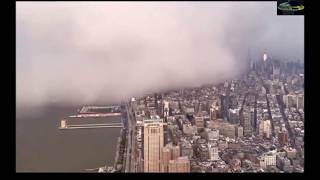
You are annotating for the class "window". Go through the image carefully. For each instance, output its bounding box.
[151,129,157,134]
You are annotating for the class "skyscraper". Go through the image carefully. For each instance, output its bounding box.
[236,126,243,138]
[143,118,164,172]
[210,106,218,120]
[278,128,289,147]
[171,145,180,160]
[163,143,181,160]
[296,94,304,110]
[241,110,252,137]
[265,120,271,138]
[259,119,271,139]
[161,146,171,172]
[161,143,183,172]
[163,100,169,118]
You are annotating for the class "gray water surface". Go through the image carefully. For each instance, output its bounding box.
[16,104,121,172]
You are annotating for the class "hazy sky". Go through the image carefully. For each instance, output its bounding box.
[16,2,304,107]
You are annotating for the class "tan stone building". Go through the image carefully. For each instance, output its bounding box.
[143,118,164,172]
[161,146,171,172]
[168,156,190,172]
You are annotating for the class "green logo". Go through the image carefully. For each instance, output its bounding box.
[278,1,304,11]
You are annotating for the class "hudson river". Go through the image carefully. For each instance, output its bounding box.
[16,104,122,172]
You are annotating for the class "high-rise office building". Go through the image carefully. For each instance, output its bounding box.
[259,119,271,139]
[278,128,289,147]
[163,100,169,118]
[265,120,271,138]
[143,118,164,172]
[161,146,171,172]
[228,108,240,124]
[180,141,193,159]
[297,94,304,110]
[283,94,297,108]
[236,126,243,138]
[241,110,252,137]
[210,119,235,139]
[168,156,190,172]
[163,143,180,160]
[273,64,280,77]
[208,143,219,161]
[171,145,180,160]
[210,105,218,120]
[220,123,236,139]
[161,143,181,172]
[206,128,219,142]
[168,160,177,172]
[259,150,276,169]
[195,115,205,129]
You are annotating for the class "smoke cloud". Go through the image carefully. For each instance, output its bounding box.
[16,2,304,108]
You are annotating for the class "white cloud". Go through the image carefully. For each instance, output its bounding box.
[16,2,304,107]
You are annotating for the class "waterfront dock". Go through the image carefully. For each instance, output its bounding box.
[59,119,123,130]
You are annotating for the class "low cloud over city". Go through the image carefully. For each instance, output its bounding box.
[16,2,304,107]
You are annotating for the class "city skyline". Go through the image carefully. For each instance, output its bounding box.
[16,2,304,173]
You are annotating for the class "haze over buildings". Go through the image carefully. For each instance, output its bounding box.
[16,2,304,109]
